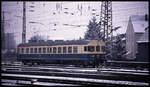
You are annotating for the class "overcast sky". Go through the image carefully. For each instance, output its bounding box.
[1,1,149,45]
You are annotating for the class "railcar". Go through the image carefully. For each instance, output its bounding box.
[17,40,105,67]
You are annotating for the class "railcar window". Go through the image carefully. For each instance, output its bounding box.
[26,48,29,53]
[73,46,78,53]
[21,48,24,53]
[88,46,94,52]
[53,47,57,53]
[68,47,72,53]
[50,48,52,53]
[63,47,66,53]
[34,48,37,53]
[58,47,61,53]
[39,48,41,53]
[30,48,33,53]
[84,46,87,51]
[47,48,49,53]
[96,46,100,52]
[47,47,52,53]
[101,46,105,52]
[43,48,46,53]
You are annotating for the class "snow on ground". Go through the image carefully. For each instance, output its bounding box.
[33,82,81,86]
[101,71,148,75]
[36,65,149,73]
[37,67,97,72]
[1,83,22,86]
[36,67,148,75]
[103,68,149,73]
[2,73,149,86]
[1,79,80,86]
[2,79,17,83]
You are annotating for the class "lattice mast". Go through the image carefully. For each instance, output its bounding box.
[100,1,113,42]
[99,1,113,62]
[22,1,26,43]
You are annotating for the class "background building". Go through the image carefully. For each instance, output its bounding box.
[4,33,16,51]
[126,14,149,61]
[136,27,149,62]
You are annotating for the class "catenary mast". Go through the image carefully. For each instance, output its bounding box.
[100,1,113,62]
[22,1,26,43]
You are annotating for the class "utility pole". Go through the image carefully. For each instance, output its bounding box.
[2,11,5,50]
[22,1,26,43]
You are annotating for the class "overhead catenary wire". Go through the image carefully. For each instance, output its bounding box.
[2,2,148,43]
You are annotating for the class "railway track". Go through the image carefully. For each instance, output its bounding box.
[2,73,148,86]
[1,62,149,86]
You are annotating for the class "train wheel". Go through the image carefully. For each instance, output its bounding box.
[92,63,96,68]
[31,62,34,66]
[37,62,40,65]
[60,60,63,64]
[32,62,38,66]
[83,61,88,68]
[22,61,26,65]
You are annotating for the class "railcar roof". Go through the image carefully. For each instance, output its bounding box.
[18,40,93,47]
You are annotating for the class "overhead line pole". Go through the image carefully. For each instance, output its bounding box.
[100,1,113,66]
[2,11,5,50]
[22,1,26,43]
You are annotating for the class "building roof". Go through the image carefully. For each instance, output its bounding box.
[18,40,91,47]
[130,15,149,33]
[137,32,149,43]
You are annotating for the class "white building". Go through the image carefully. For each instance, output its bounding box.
[4,33,16,51]
[126,14,149,60]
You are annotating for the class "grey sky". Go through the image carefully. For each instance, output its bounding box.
[1,1,149,45]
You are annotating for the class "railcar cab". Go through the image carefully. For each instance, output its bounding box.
[84,46,105,52]
[82,40,105,67]
[83,40,105,54]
